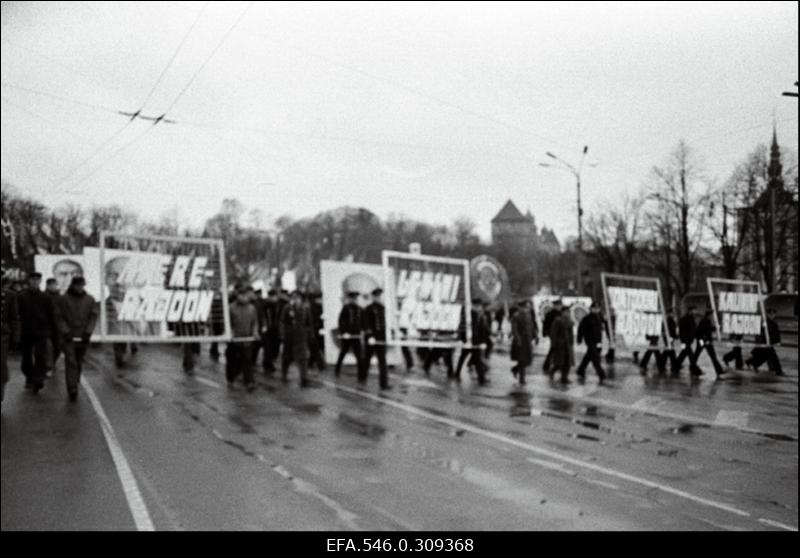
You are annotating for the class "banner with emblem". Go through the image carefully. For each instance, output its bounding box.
[469,255,510,306]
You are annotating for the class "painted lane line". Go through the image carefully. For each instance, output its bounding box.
[714,410,749,429]
[322,380,762,524]
[80,377,155,531]
[526,456,578,476]
[580,478,621,491]
[757,518,798,531]
[194,376,221,389]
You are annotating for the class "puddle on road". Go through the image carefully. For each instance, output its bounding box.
[759,433,797,442]
[670,423,711,435]
[336,412,387,440]
[546,398,573,413]
[228,413,257,434]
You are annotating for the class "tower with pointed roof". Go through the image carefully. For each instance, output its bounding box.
[491,199,536,247]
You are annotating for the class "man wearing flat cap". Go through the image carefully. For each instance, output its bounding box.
[335,290,365,378]
[363,287,389,389]
[17,272,55,393]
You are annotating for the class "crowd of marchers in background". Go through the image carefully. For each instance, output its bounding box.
[1,270,788,405]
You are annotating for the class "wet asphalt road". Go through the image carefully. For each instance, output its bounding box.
[2,342,797,531]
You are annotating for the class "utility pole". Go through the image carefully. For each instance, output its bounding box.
[539,146,591,295]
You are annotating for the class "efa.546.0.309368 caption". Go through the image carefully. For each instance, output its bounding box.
[326,539,475,552]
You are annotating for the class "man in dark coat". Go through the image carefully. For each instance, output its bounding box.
[53,277,97,401]
[657,308,679,374]
[693,308,725,379]
[511,300,535,385]
[549,306,575,385]
[17,272,55,393]
[308,292,326,371]
[209,291,225,361]
[674,306,701,376]
[226,286,259,391]
[455,299,489,385]
[44,277,63,373]
[2,274,21,402]
[576,302,606,383]
[482,302,495,360]
[259,289,281,372]
[363,288,390,389]
[746,308,784,375]
[335,291,364,377]
[541,299,563,373]
[280,290,314,387]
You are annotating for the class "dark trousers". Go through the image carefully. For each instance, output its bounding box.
[659,349,677,372]
[20,335,48,385]
[640,348,661,370]
[263,333,280,371]
[401,346,414,369]
[1,334,9,401]
[281,346,308,382]
[364,344,388,386]
[49,334,61,370]
[113,342,127,367]
[542,343,553,371]
[183,343,197,372]
[63,340,87,392]
[226,344,254,385]
[675,343,698,370]
[694,342,724,375]
[484,338,493,360]
[576,345,605,379]
[309,335,325,371]
[723,346,744,369]
[749,347,783,374]
[456,348,487,383]
[424,348,454,377]
[335,339,363,376]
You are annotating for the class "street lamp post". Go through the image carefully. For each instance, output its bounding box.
[539,145,590,295]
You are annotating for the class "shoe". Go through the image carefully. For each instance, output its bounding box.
[300,379,311,388]
[598,377,606,386]
[380,383,392,390]
[68,389,78,401]
[560,377,571,385]
[245,383,256,393]
[32,382,44,394]
[24,381,33,390]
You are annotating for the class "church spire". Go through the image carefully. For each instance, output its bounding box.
[768,121,783,189]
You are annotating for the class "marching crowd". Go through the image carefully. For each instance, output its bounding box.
[1,271,788,404]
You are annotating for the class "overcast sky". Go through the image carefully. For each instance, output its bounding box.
[1,1,798,242]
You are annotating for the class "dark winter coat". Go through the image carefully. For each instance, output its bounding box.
[695,316,716,342]
[542,308,560,338]
[53,288,98,339]
[511,308,535,366]
[577,313,603,347]
[1,288,20,340]
[261,299,281,333]
[280,303,313,358]
[549,314,575,370]
[338,302,364,335]
[758,318,781,346]
[18,288,55,338]
[678,314,697,344]
[363,302,386,341]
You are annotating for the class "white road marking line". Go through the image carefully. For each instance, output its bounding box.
[322,380,759,523]
[80,377,155,531]
[757,518,799,531]
[714,410,749,429]
[580,478,620,490]
[194,377,221,389]
[631,396,666,411]
[526,456,578,475]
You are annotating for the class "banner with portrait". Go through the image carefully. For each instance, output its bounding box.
[531,295,592,337]
[85,233,231,342]
[34,254,84,294]
[601,272,668,350]
[706,278,768,346]
[319,260,399,366]
[382,250,471,348]
[469,255,510,307]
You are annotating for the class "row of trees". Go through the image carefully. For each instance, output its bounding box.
[2,138,797,300]
[583,140,798,305]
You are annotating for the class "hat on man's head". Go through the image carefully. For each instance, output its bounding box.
[71,276,86,286]
[267,289,278,296]
[346,291,359,298]
[29,272,42,280]
[372,288,383,296]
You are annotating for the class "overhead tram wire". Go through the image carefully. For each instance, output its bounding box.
[49,5,212,196]
[0,82,119,115]
[64,3,252,198]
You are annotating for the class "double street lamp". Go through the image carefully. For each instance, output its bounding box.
[539,145,592,295]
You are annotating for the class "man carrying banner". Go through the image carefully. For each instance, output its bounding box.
[53,277,97,401]
[309,292,326,372]
[280,290,314,387]
[745,308,784,376]
[722,335,745,371]
[44,277,62,373]
[2,272,21,402]
[694,308,725,379]
[363,288,390,389]
[17,272,54,393]
[226,286,259,392]
[576,302,606,384]
[335,291,365,378]
[659,307,679,374]
[675,306,701,377]
[511,299,536,385]
[541,299,563,374]
[455,298,489,385]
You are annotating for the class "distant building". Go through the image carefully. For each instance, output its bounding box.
[491,199,536,251]
[739,126,799,293]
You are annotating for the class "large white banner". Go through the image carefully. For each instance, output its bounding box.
[382,250,470,348]
[532,295,592,337]
[601,272,668,350]
[707,278,768,346]
[320,260,399,365]
[34,254,84,294]
[86,233,231,342]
